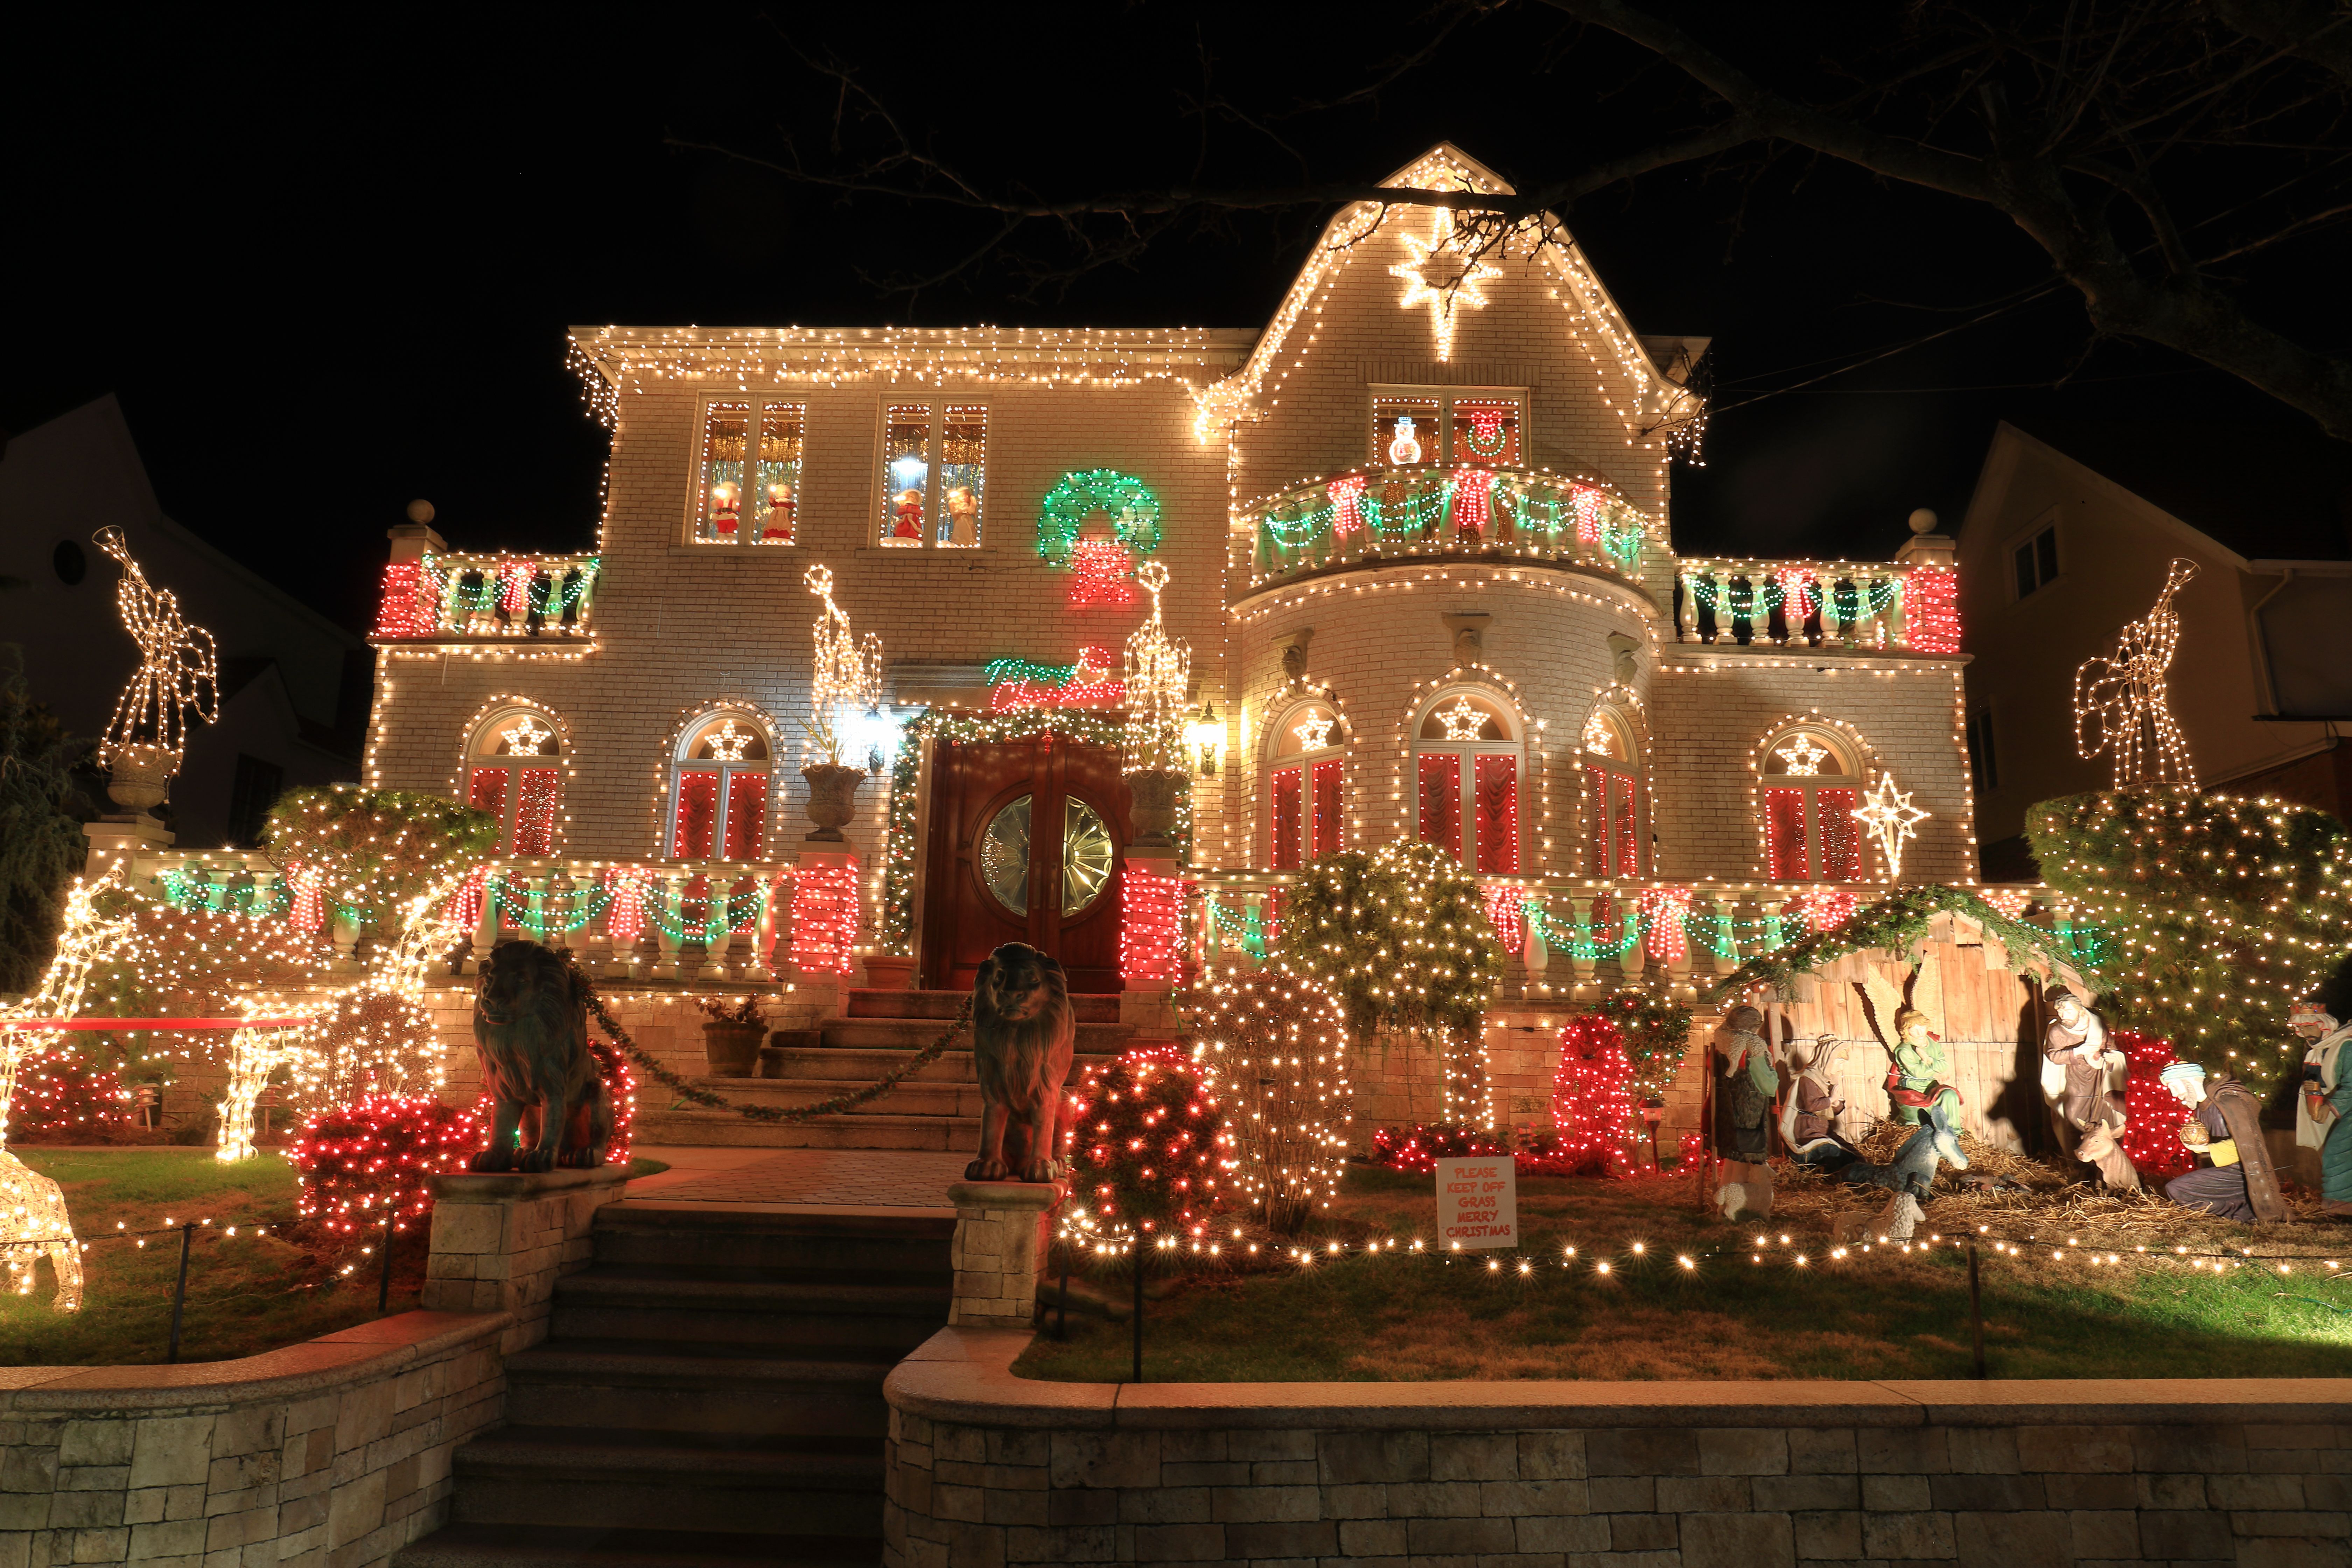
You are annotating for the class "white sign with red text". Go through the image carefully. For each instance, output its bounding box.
[1436,1155,1518,1250]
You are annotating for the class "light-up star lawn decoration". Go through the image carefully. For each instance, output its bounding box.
[1388,208,1501,362]
[1435,697,1488,741]
[1852,772,1931,882]
[500,715,554,756]
[1774,735,1830,776]
[1292,712,1336,750]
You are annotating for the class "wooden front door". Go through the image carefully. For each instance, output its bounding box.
[920,735,1130,993]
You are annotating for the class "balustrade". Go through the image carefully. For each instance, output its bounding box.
[1672,558,1956,654]
[373,552,601,640]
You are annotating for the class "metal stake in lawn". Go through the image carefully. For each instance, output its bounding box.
[378,1206,395,1313]
[1132,1249,1144,1384]
[165,1222,195,1364]
[1967,1236,1986,1380]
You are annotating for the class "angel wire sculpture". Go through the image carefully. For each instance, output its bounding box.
[2074,557,2198,789]
[93,526,219,806]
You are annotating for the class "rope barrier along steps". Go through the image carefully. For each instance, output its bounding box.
[583,986,973,1124]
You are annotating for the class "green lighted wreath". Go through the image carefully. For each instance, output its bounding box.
[1036,469,1162,567]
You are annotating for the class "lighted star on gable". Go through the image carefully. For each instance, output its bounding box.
[1851,772,1931,882]
[1292,713,1336,750]
[1774,736,1830,776]
[1388,208,1501,363]
[1435,697,1487,742]
[703,719,753,761]
[500,716,553,756]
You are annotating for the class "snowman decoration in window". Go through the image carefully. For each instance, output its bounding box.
[1388,416,1424,466]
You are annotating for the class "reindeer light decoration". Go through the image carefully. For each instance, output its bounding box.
[93,526,219,808]
[2074,558,2199,789]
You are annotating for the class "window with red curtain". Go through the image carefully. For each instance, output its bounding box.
[467,767,509,822]
[1583,763,1642,877]
[1610,773,1639,876]
[672,769,720,859]
[1473,755,1518,873]
[514,769,560,856]
[723,776,767,861]
[1817,788,1861,880]
[1765,788,1811,879]
[1270,766,1304,871]
[1417,753,1461,858]
[1310,758,1343,859]
[464,709,564,855]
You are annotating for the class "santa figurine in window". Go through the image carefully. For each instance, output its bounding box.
[709,479,741,536]
[892,487,925,539]
[763,482,795,541]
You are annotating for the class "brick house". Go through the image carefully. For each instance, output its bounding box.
[348,145,1976,1142]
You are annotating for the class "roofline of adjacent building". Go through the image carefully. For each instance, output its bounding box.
[1962,419,2254,572]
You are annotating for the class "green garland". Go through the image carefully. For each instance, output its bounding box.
[1591,984,1693,1103]
[1700,883,2083,1004]
[585,983,972,1122]
[1036,470,1161,567]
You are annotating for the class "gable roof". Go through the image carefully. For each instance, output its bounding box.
[2006,417,2352,564]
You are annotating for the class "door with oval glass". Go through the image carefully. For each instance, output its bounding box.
[919,735,1130,993]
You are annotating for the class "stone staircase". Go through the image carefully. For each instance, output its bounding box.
[395,1202,953,1567]
[635,988,1134,1149]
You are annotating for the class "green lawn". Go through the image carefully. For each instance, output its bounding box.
[1015,1165,2352,1382]
[2,1148,667,1367]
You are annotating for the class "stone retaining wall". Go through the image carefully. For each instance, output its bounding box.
[0,1309,506,1568]
[882,1328,2352,1567]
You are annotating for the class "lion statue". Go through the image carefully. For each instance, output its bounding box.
[471,938,614,1172]
[966,942,1077,1184]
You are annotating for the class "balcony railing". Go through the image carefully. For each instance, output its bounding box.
[1673,558,1959,655]
[1241,466,1653,592]
[373,552,603,641]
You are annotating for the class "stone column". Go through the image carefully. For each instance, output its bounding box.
[422,1165,630,1353]
[946,1180,1062,1328]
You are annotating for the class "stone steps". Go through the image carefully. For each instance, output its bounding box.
[396,1525,874,1567]
[844,986,1121,1023]
[631,1108,981,1150]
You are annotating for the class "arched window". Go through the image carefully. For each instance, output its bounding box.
[1580,706,1643,877]
[465,708,564,856]
[1760,726,1863,881]
[1266,700,1344,870]
[670,714,772,861]
[1414,690,1521,873]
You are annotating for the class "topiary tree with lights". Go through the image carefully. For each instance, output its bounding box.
[262,786,498,937]
[1278,840,1506,1128]
[2028,787,2352,1087]
[1181,960,1351,1233]
[1547,1016,1637,1177]
[1057,1044,1233,1262]
[1588,984,1692,1106]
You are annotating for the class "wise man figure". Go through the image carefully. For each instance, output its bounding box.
[1712,1004,1779,1220]
[2292,983,2352,1217]
[2040,987,2140,1192]
[2160,1060,2289,1224]
[1778,1035,1861,1170]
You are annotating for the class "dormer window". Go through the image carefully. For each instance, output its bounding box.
[1372,390,1524,468]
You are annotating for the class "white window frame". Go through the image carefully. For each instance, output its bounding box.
[1412,688,1525,874]
[1368,385,1528,468]
[1264,699,1346,870]
[667,714,775,863]
[877,400,988,548]
[689,398,806,548]
[1759,727,1864,882]
[465,707,565,856]
[2007,514,2061,602]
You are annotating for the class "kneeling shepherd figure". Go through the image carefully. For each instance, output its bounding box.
[2160,1061,2288,1224]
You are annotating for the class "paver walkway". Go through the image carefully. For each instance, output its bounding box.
[626,1146,968,1212]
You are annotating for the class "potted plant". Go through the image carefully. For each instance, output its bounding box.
[699,995,766,1077]
[861,952,916,991]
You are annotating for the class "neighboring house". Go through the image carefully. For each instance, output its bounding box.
[0,395,370,848]
[1956,419,2352,879]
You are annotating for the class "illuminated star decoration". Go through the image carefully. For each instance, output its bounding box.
[1851,773,1931,882]
[93,526,219,772]
[2074,557,2199,788]
[702,718,753,761]
[1292,713,1336,751]
[1582,712,1614,756]
[1435,697,1487,741]
[499,715,554,756]
[1388,207,1501,362]
[1774,735,1830,777]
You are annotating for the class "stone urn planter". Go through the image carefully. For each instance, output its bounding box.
[801,763,866,842]
[1126,767,1188,848]
[861,954,916,991]
[106,743,174,812]
[701,1021,765,1078]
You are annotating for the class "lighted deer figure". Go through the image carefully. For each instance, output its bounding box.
[0,1154,84,1312]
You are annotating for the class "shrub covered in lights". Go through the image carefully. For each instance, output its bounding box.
[1058,1044,1232,1258]
[290,1093,482,1235]
[8,1055,131,1143]
[1182,961,1351,1233]
[1280,840,1505,1124]
[1548,1017,1637,1177]
[292,982,443,1113]
[1368,1122,1508,1174]
[2029,787,2352,1085]
[2115,1028,2196,1183]
[1588,985,1692,1104]
[262,786,499,931]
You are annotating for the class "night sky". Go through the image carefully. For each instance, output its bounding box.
[9,4,2338,638]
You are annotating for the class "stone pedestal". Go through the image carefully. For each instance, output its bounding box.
[422,1164,630,1352]
[83,812,173,876]
[946,1179,1062,1328]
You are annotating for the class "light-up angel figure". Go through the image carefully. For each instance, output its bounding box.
[1122,561,1191,772]
[2074,558,2199,788]
[93,527,219,806]
[803,565,885,767]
